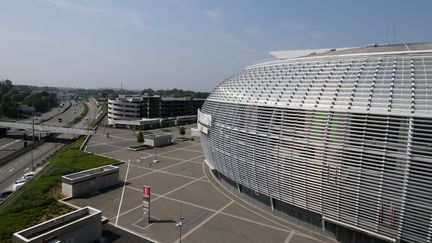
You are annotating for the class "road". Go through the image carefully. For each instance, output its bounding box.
[19,101,70,125]
[0,100,79,160]
[0,100,72,157]
[0,142,60,192]
[42,100,83,126]
[0,138,25,160]
[0,97,100,192]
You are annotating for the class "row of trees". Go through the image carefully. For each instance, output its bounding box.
[140,88,209,99]
[72,88,209,100]
[0,80,58,118]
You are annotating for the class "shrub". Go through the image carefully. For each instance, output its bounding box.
[179,126,186,136]
[137,131,144,143]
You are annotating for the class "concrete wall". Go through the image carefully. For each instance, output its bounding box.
[13,207,101,243]
[144,133,172,147]
[62,167,119,198]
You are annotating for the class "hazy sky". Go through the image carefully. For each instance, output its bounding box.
[1,0,432,91]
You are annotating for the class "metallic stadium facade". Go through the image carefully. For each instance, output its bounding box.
[198,43,432,243]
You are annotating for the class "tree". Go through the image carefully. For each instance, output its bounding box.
[0,79,13,94]
[179,126,186,136]
[137,131,144,143]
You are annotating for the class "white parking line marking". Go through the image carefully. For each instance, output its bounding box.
[284,231,295,243]
[115,160,131,226]
[173,201,234,243]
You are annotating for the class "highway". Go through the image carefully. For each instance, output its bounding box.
[0,97,100,193]
[41,100,83,126]
[0,100,73,159]
[19,101,70,125]
[0,138,25,160]
[0,142,60,192]
[0,100,77,160]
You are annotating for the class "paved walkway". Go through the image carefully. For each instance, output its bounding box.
[67,126,337,243]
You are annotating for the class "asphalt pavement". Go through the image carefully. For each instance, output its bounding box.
[0,98,100,193]
[0,138,25,159]
[0,142,60,192]
[19,101,70,125]
[68,125,337,243]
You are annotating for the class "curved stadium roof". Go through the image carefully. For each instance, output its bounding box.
[207,43,432,118]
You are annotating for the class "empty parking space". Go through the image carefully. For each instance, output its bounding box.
[162,161,204,179]
[66,125,336,243]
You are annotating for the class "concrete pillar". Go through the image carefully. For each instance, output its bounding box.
[270,197,275,212]
[237,182,241,195]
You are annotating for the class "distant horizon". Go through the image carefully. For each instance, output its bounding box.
[1,0,432,91]
[7,80,212,93]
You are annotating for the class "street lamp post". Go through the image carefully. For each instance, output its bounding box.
[31,107,35,171]
[175,205,184,243]
[153,146,159,163]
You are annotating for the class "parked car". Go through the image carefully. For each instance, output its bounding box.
[13,179,26,191]
[0,190,13,204]
[23,171,35,181]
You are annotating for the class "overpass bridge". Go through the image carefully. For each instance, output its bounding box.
[0,122,96,136]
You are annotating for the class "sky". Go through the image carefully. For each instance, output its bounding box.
[0,0,432,92]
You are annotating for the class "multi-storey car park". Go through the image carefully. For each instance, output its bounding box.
[108,94,205,128]
[198,43,432,243]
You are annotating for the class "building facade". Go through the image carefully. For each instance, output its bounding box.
[199,43,432,243]
[108,94,204,127]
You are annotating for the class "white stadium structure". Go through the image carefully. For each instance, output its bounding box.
[198,43,432,243]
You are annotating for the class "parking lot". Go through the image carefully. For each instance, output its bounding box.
[66,125,336,243]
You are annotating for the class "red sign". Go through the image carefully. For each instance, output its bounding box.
[143,185,151,197]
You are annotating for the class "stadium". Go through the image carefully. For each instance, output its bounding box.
[198,43,432,243]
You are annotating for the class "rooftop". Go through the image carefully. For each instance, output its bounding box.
[270,42,432,60]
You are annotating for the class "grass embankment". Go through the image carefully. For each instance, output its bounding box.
[65,102,89,128]
[0,136,119,242]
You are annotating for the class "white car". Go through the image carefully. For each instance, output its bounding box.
[13,179,26,191]
[23,172,35,181]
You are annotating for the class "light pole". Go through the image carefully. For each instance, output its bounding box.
[175,205,184,243]
[31,98,35,171]
[153,146,159,163]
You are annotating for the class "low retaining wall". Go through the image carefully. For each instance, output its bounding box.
[144,133,173,147]
[13,206,101,243]
[62,165,119,197]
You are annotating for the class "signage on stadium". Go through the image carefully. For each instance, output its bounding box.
[197,123,208,134]
[198,109,212,127]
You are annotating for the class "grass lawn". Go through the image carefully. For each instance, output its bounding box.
[0,136,119,242]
